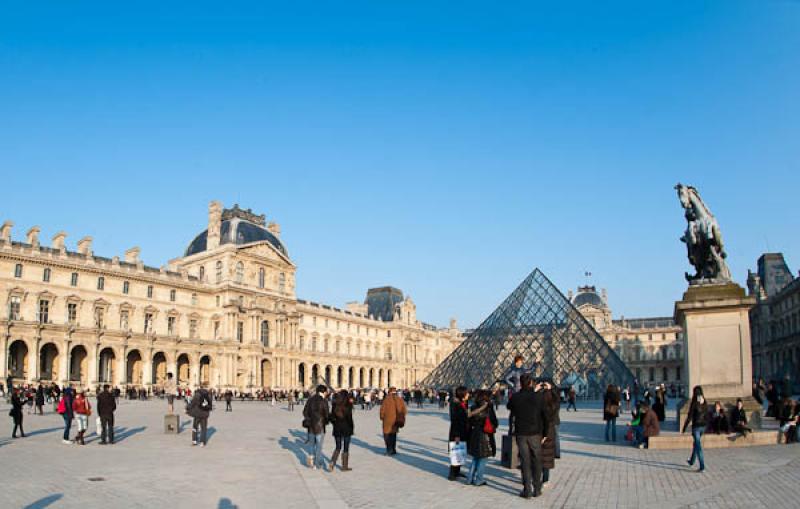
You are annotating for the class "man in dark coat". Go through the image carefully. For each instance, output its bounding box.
[97,384,117,444]
[188,385,213,446]
[10,388,25,438]
[507,374,549,499]
[224,389,233,412]
[302,385,330,469]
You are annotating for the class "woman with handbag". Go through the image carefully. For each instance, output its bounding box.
[57,387,75,444]
[72,389,92,445]
[329,390,354,472]
[603,384,620,442]
[447,386,470,481]
[465,390,498,487]
[9,387,25,438]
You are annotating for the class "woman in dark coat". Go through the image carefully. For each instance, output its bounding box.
[35,385,45,415]
[603,384,620,442]
[653,386,666,422]
[447,386,470,481]
[541,382,560,487]
[465,390,498,487]
[329,389,354,472]
[9,388,25,438]
[682,385,708,472]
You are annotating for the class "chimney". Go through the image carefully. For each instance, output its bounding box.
[267,221,281,237]
[0,221,12,242]
[125,246,141,263]
[207,201,222,250]
[449,317,458,330]
[26,226,41,247]
[52,231,67,251]
[77,236,93,256]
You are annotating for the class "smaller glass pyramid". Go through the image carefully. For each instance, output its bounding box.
[423,268,634,396]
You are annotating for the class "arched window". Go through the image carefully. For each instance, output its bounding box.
[235,262,244,283]
[261,320,270,347]
[215,261,223,283]
[199,266,205,282]
[258,268,265,289]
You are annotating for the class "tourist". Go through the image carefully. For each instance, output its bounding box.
[730,398,752,438]
[603,384,620,442]
[447,386,470,481]
[57,386,75,444]
[329,389,354,472]
[302,384,329,469]
[629,402,644,447]
[541,381,559,489]
[35,385,45,415]
[10,387,25,438]
[766,381,778,417]
[653,385,666,422]
[709,401,729,434]
[25,386,34,414]
[566,386,577,412]
[188,384,213,446]
[465,389,497,487]
[72,390,92,445]
[287,389,295,411]
[682,385,708,472]
[97,384,116,445]
[507,374,549,499]
[225,389,233,412]
[379,386,407,456]
[641,403,660,449]
[164,372,177,414]
[623,386,631,412]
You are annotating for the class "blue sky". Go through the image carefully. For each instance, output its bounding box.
[1,1,798,328]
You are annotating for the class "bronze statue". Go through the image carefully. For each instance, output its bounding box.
[676,183,732,284]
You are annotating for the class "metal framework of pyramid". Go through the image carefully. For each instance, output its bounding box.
[423,268,634,396]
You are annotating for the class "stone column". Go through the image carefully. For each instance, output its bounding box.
[88,342,99,386]
[0,335,8,379]
[117,345,127,387]
[29,337,41,382]
[61,340,72,385]
[143,349,153,388]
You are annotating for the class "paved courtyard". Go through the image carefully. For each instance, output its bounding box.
[1,398,798,509]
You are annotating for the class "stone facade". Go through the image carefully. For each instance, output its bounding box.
[0,203,462,392]
[748,253,800,386]
[570,285,685,391]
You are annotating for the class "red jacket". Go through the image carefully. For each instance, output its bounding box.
[72,396,91,415]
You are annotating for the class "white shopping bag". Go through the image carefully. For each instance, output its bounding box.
[449,441,467,466]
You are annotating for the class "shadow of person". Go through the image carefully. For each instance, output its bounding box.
[23,494,63,509]
[114,426,147,443]
[23,426,63,438]
[279,429,313,466]
[206,426,217,442]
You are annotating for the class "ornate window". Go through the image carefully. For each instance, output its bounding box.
[38,299,50,324]
[216,261,223,283]
[123,280,129,294]
[97,277,105,290]
[9,296,21,320]
[236,262,244,283]
[189,319,198,339]
[258,268,265,289]
[199,266,205,282]
[261,320,270,346]
[94,307,105,329]
[14,263,22,278]
[43,268,51,282]
[278,272,286,293]
[170,289,176,302]
[147,285,153,298]
[144,313,154,334]
[67,303,78,325]
[167,316,176,335]
[71,272,79,286]
[120,309,129,330]
[237,321,244,342]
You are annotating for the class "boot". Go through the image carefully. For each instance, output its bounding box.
[80,431,86,445]
[341,452,351,472]
[328,450,340,472]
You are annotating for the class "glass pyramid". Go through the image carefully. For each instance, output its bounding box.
[423,268,634,396]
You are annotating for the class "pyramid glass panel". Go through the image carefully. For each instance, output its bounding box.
[423,268,634,396]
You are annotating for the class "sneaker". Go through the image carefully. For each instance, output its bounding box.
[200,443,206,448]
[62,439,72,445]
[306,456,314,468]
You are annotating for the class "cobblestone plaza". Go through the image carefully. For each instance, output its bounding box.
[2,399,797,509]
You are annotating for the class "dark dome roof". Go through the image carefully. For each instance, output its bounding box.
[185,218,288,258]
[572,289,604,308]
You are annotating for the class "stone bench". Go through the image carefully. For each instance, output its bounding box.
[647,430,781,450]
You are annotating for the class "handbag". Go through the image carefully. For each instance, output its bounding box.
[448,441,467,466]
[483,415,495,434]
[57,398,66,414]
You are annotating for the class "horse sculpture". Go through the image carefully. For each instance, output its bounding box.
[676,183,732,284]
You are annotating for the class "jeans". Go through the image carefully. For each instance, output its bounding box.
[193,416,208,445]
[62,414,72,441]
[467,456,488,485]
[76,414,88,432]
[566,401,577,411]
[633,425,643,446]
[605,417,617,441]
[689,427,705,470]
[516,434,543,495]
[101,415,115,443]
[311,433,325,467]
[384,433,398,454]
[334,435,350,454]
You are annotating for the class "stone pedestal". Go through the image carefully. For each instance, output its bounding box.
[164,413,179,434]
[674,283,761,429]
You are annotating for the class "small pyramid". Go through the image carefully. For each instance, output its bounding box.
[423,268,634,395]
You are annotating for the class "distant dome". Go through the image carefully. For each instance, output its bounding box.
[572,286,604,308]
[185,217,288,258]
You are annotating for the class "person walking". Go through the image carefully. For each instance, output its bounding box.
[329,389,354,472]
[224,389,233,412]
[603,384,620,442]
[72,390,92,445]
[447,386,470,481]
[623,386,631,412]
[57,386,75,444]
[465,390,497,487]
[10,387,25,438]
[379,387,407,456]
[188,384,213,446]
[97,384,116,445]
[682,385,708,472]
[164,373,177,414]
[287,390,295,412]
[566,386,577,412]
[507,375,550,499]
[302,385,330,469]
[35,385,45,415]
